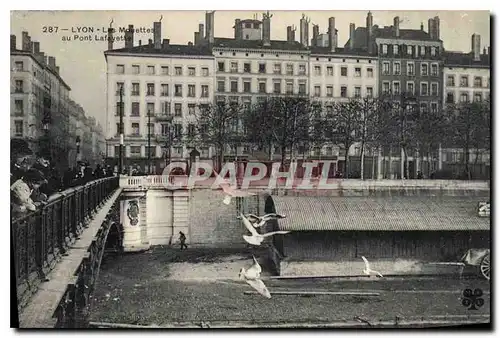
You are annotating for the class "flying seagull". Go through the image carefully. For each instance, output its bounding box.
[361,256,383,278]
[239,213,290,246]
[237,213,286,228]
[220,181,256,205]
[239,255,271,299]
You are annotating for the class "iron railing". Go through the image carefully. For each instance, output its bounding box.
[12,176,119,310]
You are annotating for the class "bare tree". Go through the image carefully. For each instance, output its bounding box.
[241,98,276,160]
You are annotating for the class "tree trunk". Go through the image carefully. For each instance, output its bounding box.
[360,140,365,180]
[400,146,405,179]
[388,145,393,179]
[344,142,350,179]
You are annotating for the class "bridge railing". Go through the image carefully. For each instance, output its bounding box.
[12,176,119,310]
[119,175,189,189]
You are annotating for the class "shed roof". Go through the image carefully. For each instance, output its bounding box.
[267,196,490,232]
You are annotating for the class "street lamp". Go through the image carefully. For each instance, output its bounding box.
[76,135,81,164]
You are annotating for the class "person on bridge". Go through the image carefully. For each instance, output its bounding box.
[179,231,188,250]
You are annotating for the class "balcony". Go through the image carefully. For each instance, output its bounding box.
[156,114,173,122]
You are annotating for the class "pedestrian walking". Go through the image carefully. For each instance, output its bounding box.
[179,231,188,250]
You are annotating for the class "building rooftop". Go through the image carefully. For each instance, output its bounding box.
[213,37,308,51]
[105,43,213,56]
[444,51,490,68]
[310,46,374,57]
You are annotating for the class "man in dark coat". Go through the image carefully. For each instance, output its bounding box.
[179,231,188,250]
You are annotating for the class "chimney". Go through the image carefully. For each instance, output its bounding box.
[194,31,200,45]
[483,47,487,55]
[32,41,40,53]
[366,11,373,54]
[48,56,56,68]
[328,17,336,52]
[428,18,435,39]
[300,14,310,47]
[56,66,59,74]
[287,26,293,42]
[199,23,204,39]
[434,16,440,40]
[421,22,424,31]
[394,16,400,37]
[107,27,113,50]
[262,11,272,47]
[43,56,47,65]
[21,32,32,52]
[188,41,193,46]
[125,25,134,48]
[162,39,170,48]
[139,40,142,46]
[312,24,319,47]
[153,21,162,49]
[471,33,481,61]
[234,19,241,39]
[148,38,153,46]
[37,52,45,64]
[349,23,356,50]
[205,11,215,44]
[10,35,16,50]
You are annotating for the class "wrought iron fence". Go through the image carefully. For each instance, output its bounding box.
[12,176,119,310]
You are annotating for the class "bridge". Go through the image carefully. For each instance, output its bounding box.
[12,175,490,328]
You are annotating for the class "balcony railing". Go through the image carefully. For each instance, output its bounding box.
[12,176,119,310]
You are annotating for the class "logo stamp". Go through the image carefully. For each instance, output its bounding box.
[461,288,484,310]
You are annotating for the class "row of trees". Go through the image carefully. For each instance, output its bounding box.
[177,94,489,179]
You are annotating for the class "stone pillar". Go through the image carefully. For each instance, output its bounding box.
[172,189,190,243]
[377,146,383,180]
[438,143,443,170]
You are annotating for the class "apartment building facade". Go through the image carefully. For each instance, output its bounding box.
[104,22,215,172]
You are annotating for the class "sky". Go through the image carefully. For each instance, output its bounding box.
[10,10,490,128]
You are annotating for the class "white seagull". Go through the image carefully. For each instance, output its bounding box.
[220,181,256,205]
[239,255,271,299]
[239,213,290,246]
[361,256,383,278]
[238,213,286,228]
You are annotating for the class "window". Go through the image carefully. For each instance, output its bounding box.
[173,147,183,156]
[15,80,23,93]
[431,83,438,96]
[130,146,141,157]
[286,81,293,94]
[15,61,24,71]
[259,82,266,93]
[382,44,388,54]
[273,81,281,94]
[231,81,238,93]
[474,93,482,102]
[326,86,333,97]
[460,92,469,103]
[116,82,124,95]
[115,123,121,135]
[147,103,155,116]
[340,86,347,98]
[393,82,400,95]
[217,80,225,92]
[230,62,238,73]
[218,62,225,72]
[354,86,361,98]
[131,102,140,116]
[367,68,373,78]
[161,123,169,135]
[431,47,436,56]
[431,63,438,76]
[174,84,182,97]
[287,64,294,75]
[147,123,154,136]
[188,104,196,115]
[407,45,413,56]
[132,65,140,74]
[201,85,209,97]
[243,81,251,93]
[147,146,156,158]
[474,77,482,88]
[174,124,183,139]
[447,75,455,87]
[420,102,428,113]
[187,124,196,138]
[161,84,168,96]
[382,82,390,94]
[382,62,390,75]
[354,67,361,77]
[314,65,321,76]
[146,83,155,96]
[115,102,122,116]
[131,123,140,135]
[394,45,399,54]
[421,63,428,76]
[324,66,333,76]
[188,85,196,97]
[161,102,170,115]
[420,46,426,57]
[274,63,282,75]
[366,87,373,98]
[174,103,182,117]
[407,82,414,95]
[175,67,182,76]
[421,83,428,96]
[14,121,23,137]
[298,83,306,95]
[188,67,196,76]
[446,92,455,104]
[394,62,401,75]
[460,76,469,87]
[259,63,266,73]
[131,83,139,96]
[407,62,415,76]
[341,66,348,76]
[161,66,169,75]
[431,102,438,113]
[116,64,124,74]
[202,67,209,77]
[314,86,321,97]
[244,63,251,73]
[147,65,155,75]
[299,64,306,75]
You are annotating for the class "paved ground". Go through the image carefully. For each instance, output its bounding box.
[89,248,490,327]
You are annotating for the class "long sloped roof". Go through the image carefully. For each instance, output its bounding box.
[267,196,490,231]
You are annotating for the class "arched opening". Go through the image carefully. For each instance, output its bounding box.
[102,222,123,264]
